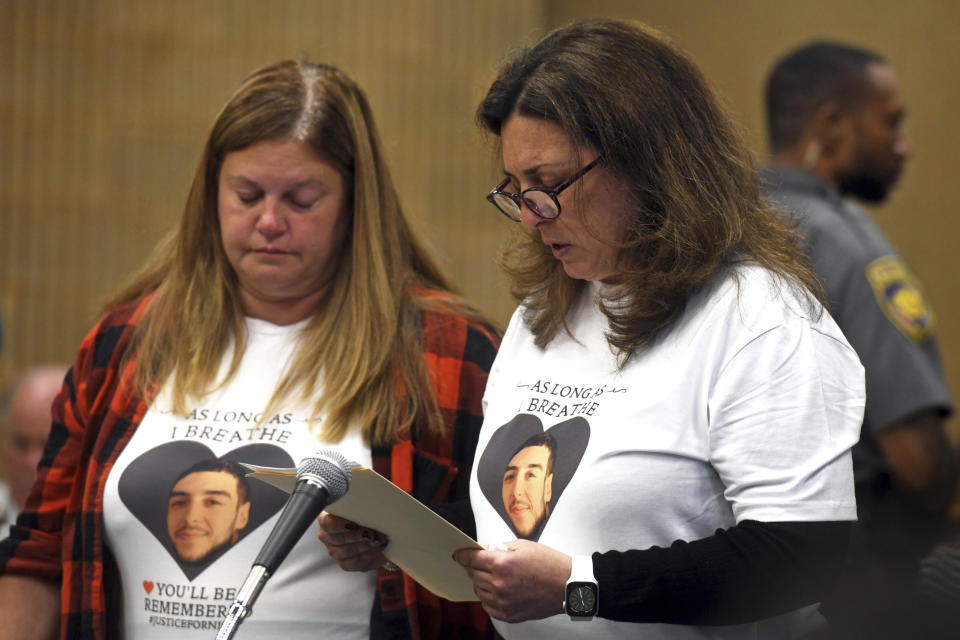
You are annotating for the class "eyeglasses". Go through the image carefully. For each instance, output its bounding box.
[486,157,601,222]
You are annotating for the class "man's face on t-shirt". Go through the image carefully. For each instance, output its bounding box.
[502,444,554,538]
[167,470,250,563]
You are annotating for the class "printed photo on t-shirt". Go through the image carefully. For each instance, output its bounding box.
[118,440,292,580]
[476,414,589,541]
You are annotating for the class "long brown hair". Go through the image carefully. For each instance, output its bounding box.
[108,60,475,445]
[479,19,823,360]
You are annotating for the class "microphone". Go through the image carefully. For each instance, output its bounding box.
[216,449,352,640]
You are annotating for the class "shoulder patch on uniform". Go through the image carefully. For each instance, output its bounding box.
[865,255,935,343]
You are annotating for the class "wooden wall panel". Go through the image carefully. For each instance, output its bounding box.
[9,0,952,464]
[0,0,546,404]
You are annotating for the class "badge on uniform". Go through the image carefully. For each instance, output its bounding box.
[865,255,935,343]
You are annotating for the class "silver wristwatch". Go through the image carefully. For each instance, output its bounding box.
[563,554,598,620]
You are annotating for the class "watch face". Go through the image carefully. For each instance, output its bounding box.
[565,581,598,616]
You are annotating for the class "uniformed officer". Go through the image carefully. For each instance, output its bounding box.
[761,41,958,638]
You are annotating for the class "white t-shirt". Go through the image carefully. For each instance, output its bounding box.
[103,317,375,639]
[471,265,864,639]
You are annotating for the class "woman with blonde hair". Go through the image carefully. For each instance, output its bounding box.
[0,60,497,640]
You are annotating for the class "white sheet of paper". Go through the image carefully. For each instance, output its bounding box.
[241,462,481,602]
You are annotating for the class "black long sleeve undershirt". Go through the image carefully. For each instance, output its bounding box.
[593,519,852,625]
[435,498,851,626]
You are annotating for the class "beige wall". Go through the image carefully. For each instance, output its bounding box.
[2,1,957,442]
[0,0,544,395]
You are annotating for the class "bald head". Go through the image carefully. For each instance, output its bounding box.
[3,365,68,508]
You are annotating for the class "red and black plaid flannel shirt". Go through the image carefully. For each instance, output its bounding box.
[0,292,500,639]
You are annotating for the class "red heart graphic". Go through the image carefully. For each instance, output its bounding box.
[143,580,154,595]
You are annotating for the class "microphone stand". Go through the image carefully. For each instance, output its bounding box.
[214,449,351,639]
[215,565,269,640]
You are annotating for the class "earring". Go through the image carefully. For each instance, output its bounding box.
[802,139,822,171]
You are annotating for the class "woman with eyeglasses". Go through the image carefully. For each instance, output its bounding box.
[452,19,866,639]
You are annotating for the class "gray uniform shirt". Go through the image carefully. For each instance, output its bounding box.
[761,165,952,529]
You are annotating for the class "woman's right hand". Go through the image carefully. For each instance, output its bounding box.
[454,539,570,623]
[316,511,389,572]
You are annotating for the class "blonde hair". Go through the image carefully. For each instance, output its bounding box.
[108,60,474,446]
